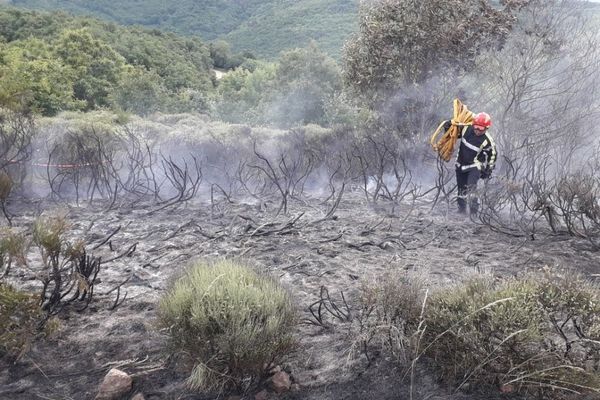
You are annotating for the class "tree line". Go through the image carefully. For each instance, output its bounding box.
[0,7,345,128]
[2,1,599,134]
[0,8,239,116]
[10,0,359,59]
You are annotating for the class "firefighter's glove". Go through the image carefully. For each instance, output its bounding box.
[480,167,492,180]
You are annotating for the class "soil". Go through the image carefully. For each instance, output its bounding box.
[1,193,598,400]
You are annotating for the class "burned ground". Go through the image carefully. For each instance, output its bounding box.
[1,192,597,400]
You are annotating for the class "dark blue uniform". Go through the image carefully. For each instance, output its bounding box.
[444,121,497,214]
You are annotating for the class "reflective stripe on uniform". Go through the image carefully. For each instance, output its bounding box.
[461,136,481,152]
[456,161,481,170]
[457,126,496,171]
[485,133,497,167]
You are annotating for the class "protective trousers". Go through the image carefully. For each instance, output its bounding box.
[456,167,480,215]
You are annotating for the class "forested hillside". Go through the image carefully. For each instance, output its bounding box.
[0,7,220,115]
[0,6,344,126]
[8,0,358,58]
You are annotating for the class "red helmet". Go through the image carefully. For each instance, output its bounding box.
[473,112,492,129]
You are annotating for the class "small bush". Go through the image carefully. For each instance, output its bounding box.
[33,214,101,313]
[33,215,69,259]
[420,273,600,398]
[354,273,425,365]
[0,282,42,360]
[423,277,545,388]
[158,260,296,392]
[0,227,27,279]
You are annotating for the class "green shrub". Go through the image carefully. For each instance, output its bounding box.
[359,271,600,398]
[423,277,544,387]
[33,214,69,260]
[0,227,27,279]
[420,273,600,398]
[0,282,42,360]
[158,260,296,392]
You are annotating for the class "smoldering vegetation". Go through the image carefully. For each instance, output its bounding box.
[2,1,600,400]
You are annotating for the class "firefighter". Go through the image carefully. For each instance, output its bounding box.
[442,112,496,215]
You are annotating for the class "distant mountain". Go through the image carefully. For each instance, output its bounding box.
[8,0,358,58]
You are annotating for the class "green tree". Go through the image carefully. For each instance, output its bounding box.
[210,40,232,69]
[0,8,218,115]
[0,39,78,114]
[342,0,528,105]
[268,42,342,127]
[53,28,126,110]
[214,62,277,124]
[9,0,359,59]
[110,66,167,115]
[106,30,214,94]
[215,43,342,127]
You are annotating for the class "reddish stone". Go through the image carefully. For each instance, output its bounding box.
[271,371,291,394]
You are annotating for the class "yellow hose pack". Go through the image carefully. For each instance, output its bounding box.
[430,99,474,162]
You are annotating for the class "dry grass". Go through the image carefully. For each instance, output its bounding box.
[422,272,600,398]
[359,270,600,399]
[0,171,12,202]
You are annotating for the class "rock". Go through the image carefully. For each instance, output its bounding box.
[290,383,300,392]
[499,384,514,394]
[131,393,145,400]
[95,368,132,400]
[254,389,269,400]
[270,371,291,394]
[226,396,242,400]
